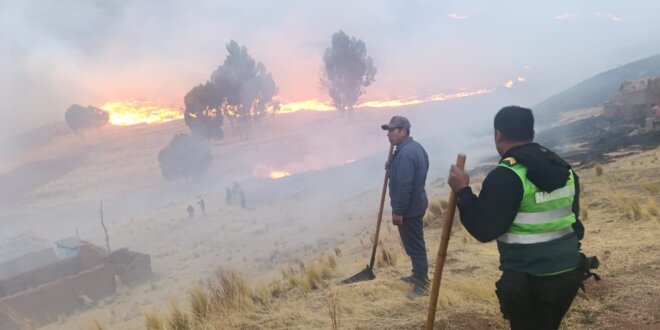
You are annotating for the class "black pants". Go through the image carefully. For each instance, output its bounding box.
[495,270,582,330]
[397,215,428,282]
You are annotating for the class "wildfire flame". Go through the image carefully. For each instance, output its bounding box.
[276,88,495,114]
[269,170,291,179]
[101,77,526,124]
[100,100,183,126]
[252,164,291,179]
[279,99,335,113]
[504,76,526,89]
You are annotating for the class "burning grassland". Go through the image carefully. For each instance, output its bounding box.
[101,100,183,126]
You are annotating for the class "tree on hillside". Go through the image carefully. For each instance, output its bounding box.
[158,133,212,181]
[184,82,225,140]
[65,104,109,133]
[320,31,377,117]
[184,41,279,140]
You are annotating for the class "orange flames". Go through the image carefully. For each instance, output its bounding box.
[504,76,526,89]
[100,100,183,126]
[277,87,496,113]
[279,99,335,113]
[101,77,525,124]
[252,164,291,179]
[269,170,291,179]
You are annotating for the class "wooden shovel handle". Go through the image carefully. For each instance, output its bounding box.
[426,153,466,330]
[369,143,395,269]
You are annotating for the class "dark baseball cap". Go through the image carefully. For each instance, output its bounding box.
[381,115,411,130]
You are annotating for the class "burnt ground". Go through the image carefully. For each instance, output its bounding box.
[468,115,660,177]
[537,115,659,165]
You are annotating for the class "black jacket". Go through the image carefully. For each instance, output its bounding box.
[456,143,584,242]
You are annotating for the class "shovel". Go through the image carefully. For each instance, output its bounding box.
[341,144,394,284]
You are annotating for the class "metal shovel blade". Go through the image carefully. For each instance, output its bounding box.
[340,265,375,284]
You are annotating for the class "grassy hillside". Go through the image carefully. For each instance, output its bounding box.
[535,54,660,125]
[96,147,659,330]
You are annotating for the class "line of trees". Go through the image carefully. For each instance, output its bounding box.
[160,31,375,180]
[183,41,279,141]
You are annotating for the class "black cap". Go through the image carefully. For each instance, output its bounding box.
[381,115,411,130]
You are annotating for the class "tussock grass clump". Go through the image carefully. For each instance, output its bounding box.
[167,301,190,330]
[300,262,322,293]
[144,254,338,328]
[207,268,252,311]
[297,256,337,293]
[145,312,165,330]
[630,199,643,220]
[189,286,211,323]
[319,255,337,279]
[579,200,589,221]
[280,255,338,293]
[376,242,398,267]
[437,278,497,308]
[595,165,603,176]
[643,182,659,195]
[423,214,432,227]
[580,207,589,221]
[605,192,626,209]
[90,319,106,330]
[426,197,449,227]
[282,265,300,288]
[607,192,650,220]
[428,201,444,220]
[269,279,285,298]
[606,192,649,220]
[645,199,659,218]
[251,280,271,305]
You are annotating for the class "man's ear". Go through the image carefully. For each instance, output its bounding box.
[495,130,504,143]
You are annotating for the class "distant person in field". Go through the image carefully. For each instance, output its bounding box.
[198,198,206,216]
[240,190,246,209]
[187,205,194,219]
[232,182,242,195]
[448,106,597,329]
[381,115,430,299]
[226,187,233,205]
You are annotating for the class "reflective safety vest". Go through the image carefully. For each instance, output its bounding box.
[496,157,580,275]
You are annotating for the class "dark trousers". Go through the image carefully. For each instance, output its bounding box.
[397,215,428,282]
[495,269,583,330]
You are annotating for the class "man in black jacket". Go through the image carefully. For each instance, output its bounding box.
[382,116,430,299]
[448,106,585,329]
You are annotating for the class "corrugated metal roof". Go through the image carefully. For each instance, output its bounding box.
[54,237,84,249]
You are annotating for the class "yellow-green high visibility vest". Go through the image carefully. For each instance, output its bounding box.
[496,157,580,275]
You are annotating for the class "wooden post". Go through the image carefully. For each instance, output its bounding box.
[99,201,111,252]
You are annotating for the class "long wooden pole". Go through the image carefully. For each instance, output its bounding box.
[426,153,466,330]
[368,143,395,269]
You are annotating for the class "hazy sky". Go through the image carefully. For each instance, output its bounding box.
[1,0,659,139]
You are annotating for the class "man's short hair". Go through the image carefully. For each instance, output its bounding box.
[494,106,535,141]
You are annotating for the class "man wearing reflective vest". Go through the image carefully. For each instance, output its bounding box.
[448,106,585,330]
